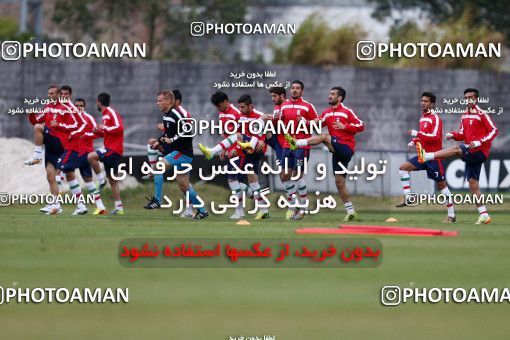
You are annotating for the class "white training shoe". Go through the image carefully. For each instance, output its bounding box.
[39,204,51,213]
[230,211,245,220]
[46,206,63,215]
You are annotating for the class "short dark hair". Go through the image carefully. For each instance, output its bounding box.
[172,89,182,102]
[211,91,228,106]
[75,98,86,106]
[268,86,286,97]
[237,94,252,105]
[331,86,346,102]
[291,80,304,90]
[421,91,436,103]
[464,88,479,97]
[61,85,72,94]
[98,92,110,107]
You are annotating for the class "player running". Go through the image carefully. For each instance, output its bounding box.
[88,93,125,215]
[417,88,498,225]
[396,92,455,222]
[143,89,194,218]
[279,80,318,220]
[285,86,363,221]
[25,85,66,213]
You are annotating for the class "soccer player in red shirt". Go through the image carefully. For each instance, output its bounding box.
[279,80,318,220]
[198,91,242,160]
[286,86,364,221]
[88,93,125,215]
[396,92,455,222]
[417,88,498,224]
[236,93,270,220]
[73,98,107,215]
[56,85,90,215]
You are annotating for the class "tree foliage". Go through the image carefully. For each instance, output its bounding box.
[369,0,510,42]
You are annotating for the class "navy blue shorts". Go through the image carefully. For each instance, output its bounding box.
[77,152,92,178]
[265,134,284,165]
[43,127,63,168]
[331,139,354,175]
[282,148,310,172]
[459,144,487,181]
[96,147,122,176]
[58,150,80,173]
[408,156,445,182]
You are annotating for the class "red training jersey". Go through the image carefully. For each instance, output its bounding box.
[411,110,443,152]
[94,106,124,156]
[80,111,99,154]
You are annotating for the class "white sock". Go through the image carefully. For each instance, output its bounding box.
[239,182,254,199]
[86,181,105,210]
[425,152,434,161]
[296,178,308,207]
[296,139,308,147]
[228,180,244,215]
[35,145,43,153]
[69,179,86,209]
[249,181,267,213]
[440,187,455,217]
[211,135,237,155]
[399,170,411,194]
[344,201,355,215]
[56,175,62,186]
[147,144,159,169]
[283,180,296,209]
[115,200,124,211]
[477,205,489,218]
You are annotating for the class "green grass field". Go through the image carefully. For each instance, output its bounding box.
[1,184,510,339]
